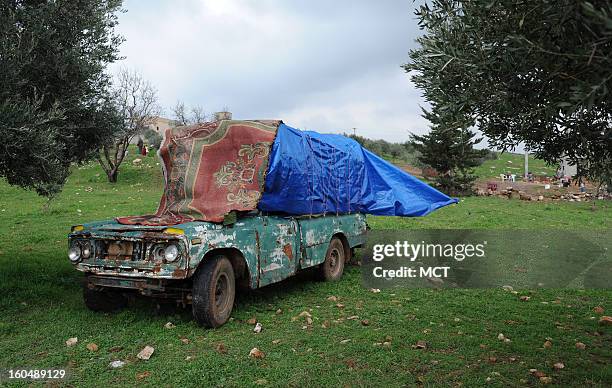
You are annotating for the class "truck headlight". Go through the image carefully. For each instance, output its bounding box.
[164,244,179,262]
[152,243,180,262]
[68,243,81,263]
[81,241,91,259]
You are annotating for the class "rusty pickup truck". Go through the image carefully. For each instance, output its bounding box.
[68,213,366,327]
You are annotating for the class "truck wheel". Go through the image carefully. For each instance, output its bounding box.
[318,237,345,281]
[83,283,127,312]
[192,255,235,328]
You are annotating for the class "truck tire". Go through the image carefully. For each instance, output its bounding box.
[318,237,345,281]
[83,282,127,312]
[192,255,235,328]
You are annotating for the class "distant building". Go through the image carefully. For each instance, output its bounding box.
[132,116,178,144]
[557,155,577,177]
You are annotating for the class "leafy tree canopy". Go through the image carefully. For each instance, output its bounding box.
[405,0,611,184]
[0,0,123,197]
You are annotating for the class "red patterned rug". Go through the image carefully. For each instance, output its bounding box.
[117,120,280,225]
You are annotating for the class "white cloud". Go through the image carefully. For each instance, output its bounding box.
[111,0,430,141]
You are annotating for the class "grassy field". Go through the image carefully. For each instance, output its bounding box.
[0,150,610,387]
[474,152,557,181]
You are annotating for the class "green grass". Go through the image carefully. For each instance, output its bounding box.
[474,152,558,181]
[0,150,610,387]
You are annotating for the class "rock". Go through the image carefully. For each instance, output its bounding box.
[502,285,514,292]
[253,322,263,333]
[133,158,142,165]
[109,360,125,368]
[593,306,604,314]
[340,339,351,344]
[538,195,544,201]
[164,322,175,329]
[543,340,552,349]
[540,376,553,384]
[86,343,99,352]
[247,317,257,325]
[65,337,78,347]
[327,295,338,302]
[137,345,155,360]
[369,288,381,293]
[520,295,531,301]
[180,338,190,344]
[553,362,565,370]
[249,347,265,359]
[298,311,312,318]
[599,316,612,325]
[216,343,228,354]
[361,319,370,326]
[497,333,506,341]
[412,340,427,349]
[575,342,586,350]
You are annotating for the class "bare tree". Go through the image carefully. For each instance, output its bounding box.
[172,100,189,126]
[191,104,207,123]
[172,100,208,125]
[98,68,160,182]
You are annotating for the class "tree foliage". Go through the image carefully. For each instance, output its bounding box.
[0,0,124,196]
[347,134,421,166]
[405,0,612,186]
[98,68,160,182]
[411,106,488,195]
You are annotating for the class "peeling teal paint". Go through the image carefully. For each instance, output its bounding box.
[69,213,366,291]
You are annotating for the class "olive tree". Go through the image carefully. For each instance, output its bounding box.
[0,0,123,197]
[405,1,612,186]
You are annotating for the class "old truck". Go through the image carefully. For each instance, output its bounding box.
[69,213,366,327]
[67,118,455,327]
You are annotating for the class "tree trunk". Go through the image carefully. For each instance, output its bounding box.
[107,169,118,183]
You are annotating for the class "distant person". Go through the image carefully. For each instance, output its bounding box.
[137,137,144,154]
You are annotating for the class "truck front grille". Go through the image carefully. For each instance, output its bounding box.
[97,240,146,261]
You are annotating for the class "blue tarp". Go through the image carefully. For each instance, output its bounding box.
[258,123,458,217]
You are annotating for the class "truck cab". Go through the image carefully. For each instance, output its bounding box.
[69,212,366,327]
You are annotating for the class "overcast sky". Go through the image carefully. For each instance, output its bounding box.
[111,0,431,142]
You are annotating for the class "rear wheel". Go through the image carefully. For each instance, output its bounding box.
[318,237,345,281]
[192,255,236,328]
[83,281,127,312]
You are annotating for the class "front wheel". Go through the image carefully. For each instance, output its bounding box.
[192,255,236,328]
[318,237,346,281]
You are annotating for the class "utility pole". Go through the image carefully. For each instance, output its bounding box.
[352,127,356,136]
[524,150,529,179]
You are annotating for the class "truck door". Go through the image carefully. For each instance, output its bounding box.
[256,216,299,287]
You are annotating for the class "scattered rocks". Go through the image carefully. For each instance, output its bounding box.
[86,343,99,352]
[109,360,125,369]
[249,347,265,359]
[553,362,565,370]
[137,346,155,360]
[599,316,612,325]
[65,337,78,347]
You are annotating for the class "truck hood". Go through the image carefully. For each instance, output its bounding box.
[78,219,223,236]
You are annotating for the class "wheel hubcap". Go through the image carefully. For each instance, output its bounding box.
[215,274,229,312]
